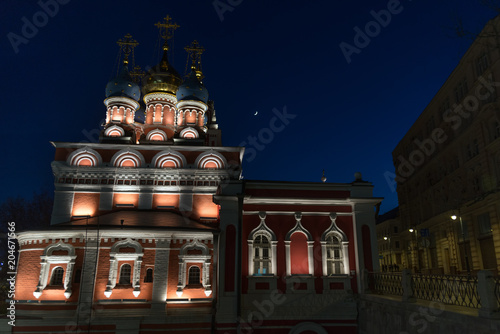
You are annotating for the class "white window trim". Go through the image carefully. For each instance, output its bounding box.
[105,238,143,298]
[321,213,350,276]
[248,212,277,276]
[285,213,314,276]
[34,241,76,299]
[177,239,212,296]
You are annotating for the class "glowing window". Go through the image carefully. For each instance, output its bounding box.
[326,235,343,275]
[253,235,271,275]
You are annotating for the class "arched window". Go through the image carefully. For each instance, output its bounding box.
[33,241,76,299]
[321,213,349,276]
[119,264,131,284]
[144,268,153,283]
[248,212,277,276]
[326,235,343,275]
[253,235,271,275]
[188,266,201,285]
[50,267,64,286]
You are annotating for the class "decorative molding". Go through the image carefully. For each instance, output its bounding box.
[146,129,168,142]
[321,213,350,276]
[151,149,186,168]
[105,125,125,137]
[248,212,277,276]
[67,147,102,167]
[195,150,227,169]
[103,96,140,110]
[111,149,145,168]
[34,241,76,299]
[143,92,177,105]
[179,127,199,139]
[285,213,314,276]
[177,100,208,111]
[177,239,212,296]
[105,238,144,298]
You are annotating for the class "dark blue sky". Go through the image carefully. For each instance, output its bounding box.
[0,0,495,213]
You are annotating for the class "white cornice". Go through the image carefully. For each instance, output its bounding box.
[16,230,214,244]
[104,96,140,110]
[50,142,244,154]
[244,180,373,191]
[143,92,177,105]
[176,100,208,111]
[243,196,381,206]
[243,211,353,216]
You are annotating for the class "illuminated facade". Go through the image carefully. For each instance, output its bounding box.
[392,15,500,276]
[13,16,381,334]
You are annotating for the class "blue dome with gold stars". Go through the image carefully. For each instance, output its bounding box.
[176,69,208,103]
[105,64,140,102]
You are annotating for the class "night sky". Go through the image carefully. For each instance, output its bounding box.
[1,0,495,214]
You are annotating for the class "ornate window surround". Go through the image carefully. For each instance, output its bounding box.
[285,212,314,276]
[248,212,277,276]
[34,241,76,299]
[177,239,212,297]
[105,238,143,298]
[321,213,349,276]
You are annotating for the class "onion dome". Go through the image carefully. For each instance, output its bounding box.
[176,68,209,103]
[105,63,140,101]
[142,49,181,96]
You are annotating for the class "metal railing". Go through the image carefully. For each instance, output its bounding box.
[494,276,500,307]
[368,272,403,296]
[412,274,480,308]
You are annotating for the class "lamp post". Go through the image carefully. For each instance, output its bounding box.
[409,228,417,272]
[384,236,392,272]
[451,214,471,277]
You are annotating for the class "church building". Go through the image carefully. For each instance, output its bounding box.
[12,16,381,334]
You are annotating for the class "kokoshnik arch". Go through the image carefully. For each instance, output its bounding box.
[13,15,382,334]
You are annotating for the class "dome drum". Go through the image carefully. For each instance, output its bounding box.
[104,96,140,111]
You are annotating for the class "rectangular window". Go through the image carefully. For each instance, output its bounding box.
[476,53,489,76]
[454,78,468,103]
[478,213,492,235]
[425,116,435,135]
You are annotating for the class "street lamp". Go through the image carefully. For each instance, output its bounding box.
[451,214,471,277]
[408,228,418,272]
[383,236,392,272]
